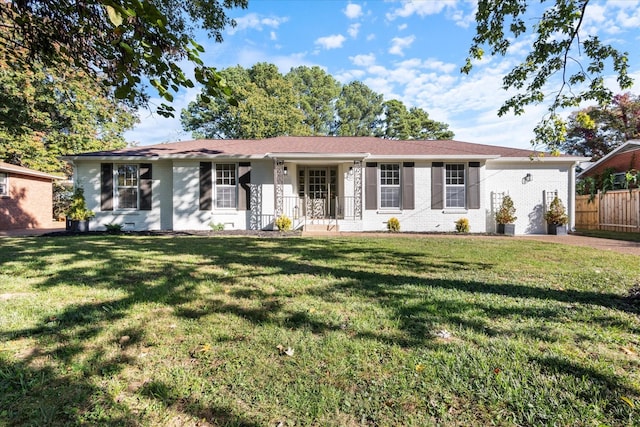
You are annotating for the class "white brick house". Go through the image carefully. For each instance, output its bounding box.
[63,136,587,234]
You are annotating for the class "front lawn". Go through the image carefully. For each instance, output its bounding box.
[1,235,639,426]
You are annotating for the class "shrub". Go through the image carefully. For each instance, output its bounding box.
[66,187,94,221]
[275,215,292,231]
[455,217,470,233]
[544,196,568,225]
[387,217,400,232]
[495,195,517,224]
[209,222,225,231]
[104,223,123,233]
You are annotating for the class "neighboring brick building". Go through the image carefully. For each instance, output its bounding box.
[0,162,62,231]
[578,140,640,184]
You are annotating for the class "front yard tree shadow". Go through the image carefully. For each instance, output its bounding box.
[0,235,638,425]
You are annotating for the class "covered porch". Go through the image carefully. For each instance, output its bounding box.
[270,155,365,231]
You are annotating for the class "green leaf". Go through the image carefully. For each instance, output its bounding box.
[105,5,123,26]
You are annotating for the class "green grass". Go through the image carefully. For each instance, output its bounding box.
[575,229,640,243]
[1,234,639,426]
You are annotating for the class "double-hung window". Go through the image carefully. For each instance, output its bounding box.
[445,164,465,208]
[117,164,138,209]
[0,172,7,196]
[216,163,237,209]
[380,163,400,209]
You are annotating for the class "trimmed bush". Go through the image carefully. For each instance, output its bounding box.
[275,215,292,231]
[387,217,400,232]
[455,217,470,233]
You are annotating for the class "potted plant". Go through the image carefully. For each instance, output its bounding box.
[495,195,517,235]
[544,196,568,235]
[66,187,94,232]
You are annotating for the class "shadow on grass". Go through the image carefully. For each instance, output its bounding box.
[0,235,638,424]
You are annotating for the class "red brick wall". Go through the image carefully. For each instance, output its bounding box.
[583,149,640,178]
[0,173,53,230]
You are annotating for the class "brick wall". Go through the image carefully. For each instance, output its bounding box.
[0,173,53,230]
[583,149,640,178]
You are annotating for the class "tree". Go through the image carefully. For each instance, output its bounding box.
[381,100,454,140]
[182,63,308,139]
[0,60,137,174]
[562,93,640,160]
[0,0,248,117]
[182,64,454,141]
[334,81,384,137]
[285,66,341,136]
[463,0,633,152]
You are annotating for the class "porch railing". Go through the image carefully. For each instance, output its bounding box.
[281,196,360,229]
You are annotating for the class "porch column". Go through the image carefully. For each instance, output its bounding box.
[353,160,362,219]
[274,159,285,218]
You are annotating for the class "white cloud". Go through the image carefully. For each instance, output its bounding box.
[334,69,366,84]
[348,23,361,38]
[388,35,415,56]
[344,3,363,19]
[366,33,376,41]
[227,13,289,35]
[315,34,347,50]
[422,58,457,73]
[386,0,456,20]
[350,53,376,67]
[398,23,408,31]
[270,31,277,41]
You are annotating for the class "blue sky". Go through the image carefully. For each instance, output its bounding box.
[125,0,640,150]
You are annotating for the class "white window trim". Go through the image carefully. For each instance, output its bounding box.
[214,163,238,210]
[0,172,8,197]
[444,163,466,209]
[379,163,401,210]
[115,164,139,210]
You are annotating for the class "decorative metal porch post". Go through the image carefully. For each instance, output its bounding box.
[274,159,285,218]
[249,183,262,230]
[353,160,362,219]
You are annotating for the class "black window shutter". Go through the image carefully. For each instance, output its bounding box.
[402,162,415,210]
[238,162,251,211]
[365,162,377,210]
[431,162,443,209]
[199,162,212,210]
[139,163,153,211]
[467,162,480,209]
[100,163,113,211]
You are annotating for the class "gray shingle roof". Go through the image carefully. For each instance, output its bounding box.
[67,136,570,159]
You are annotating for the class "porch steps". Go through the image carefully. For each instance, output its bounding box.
[302,223,339,236]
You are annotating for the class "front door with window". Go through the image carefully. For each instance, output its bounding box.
[298,167,337,218]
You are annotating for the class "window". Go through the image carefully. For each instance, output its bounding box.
[0,172,7,196]
[117,164,138,209]
[445,164,465,208]
[216,163,237,208]
[380,163,400,209]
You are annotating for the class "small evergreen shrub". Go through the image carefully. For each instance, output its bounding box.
[275,215,292,231]
[209,222,225,231]
[104,223,123,233]
[544,196,568,225]
[387,217,400,232]
[455,217,470,233]
[495,195,517,224]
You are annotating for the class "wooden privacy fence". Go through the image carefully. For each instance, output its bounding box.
[575,189,640,232]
